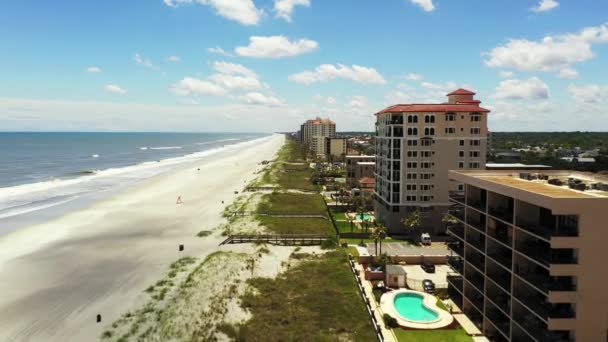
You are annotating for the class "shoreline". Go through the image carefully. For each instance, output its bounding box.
[0,134,273,237]
[0,134,285,341]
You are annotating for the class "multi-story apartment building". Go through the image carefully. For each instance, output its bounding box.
[325,137,347,160]
[300,117,336,156]
[446,170,608,342]
[346,155,375,189]
[374,89,489,234]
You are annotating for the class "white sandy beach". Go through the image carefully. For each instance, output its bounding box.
[0,134,285,341]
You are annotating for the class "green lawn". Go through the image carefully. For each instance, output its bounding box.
[276,168,317,190]
[331,212,348,220]
[229,250,377,341]
[336,221,368,234]
[257,192,326,215]
[393,328,472,342]
[257,216,335,234]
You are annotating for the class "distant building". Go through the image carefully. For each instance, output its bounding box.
[446,169,608,342]
[325,137,347,160]
[357,176,375,193]
[486,163,551,170]
[374,88,490,235]
[346,155,375,189]
[300,117,336,156]
[560,157,596,164]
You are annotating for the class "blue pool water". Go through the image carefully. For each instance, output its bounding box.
[356,214,373,221]
[393,292,439,322]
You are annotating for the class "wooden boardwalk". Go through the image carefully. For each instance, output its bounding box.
[220,234,332,246]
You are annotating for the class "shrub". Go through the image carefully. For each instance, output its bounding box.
[321,236,338,249]
[383,313,399,328]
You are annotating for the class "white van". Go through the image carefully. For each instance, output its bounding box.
[420,233,431,245]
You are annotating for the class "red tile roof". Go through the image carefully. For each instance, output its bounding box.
[376,103,490,114]
[358,177,375,184]
[447,88,476,96]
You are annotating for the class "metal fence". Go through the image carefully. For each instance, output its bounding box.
[348,256,385,342]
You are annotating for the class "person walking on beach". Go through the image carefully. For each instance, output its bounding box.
[176,196,183,204]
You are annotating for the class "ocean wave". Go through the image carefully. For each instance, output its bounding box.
[0,134,275,220]
[148,146,183,150]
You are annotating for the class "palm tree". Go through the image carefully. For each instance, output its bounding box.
[347,215,355,233]
[372,223,388,256]
[401,208,423,242]
[442,211,459,232]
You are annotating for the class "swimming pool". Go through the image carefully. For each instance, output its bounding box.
[393,292,439,322]
[355,213,373,221]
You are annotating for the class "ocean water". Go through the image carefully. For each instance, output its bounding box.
[0,132,269,228]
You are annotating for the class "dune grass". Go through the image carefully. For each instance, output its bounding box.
[257,192,327,215]
[225,249,376,342]
[257,216,334,235]
[393,328,472,342]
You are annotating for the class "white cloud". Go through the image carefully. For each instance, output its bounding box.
[239,92,283,106]
[133,53,157,70]
[410,0,435,12]
[171,77,227,96]
[167,55,181,62]
[421,81,458,91]
[87,66,102,73]
[235,35,318,58]
[558,68,578,79]
[105,85,127,95]
[163,0,263,26]
[531,0,559,12]
[326,96,336,105]
[207,46,233,57]
[491,77,549,100]
[289,64,387,85]
[405,73,424,81]
[568,84,608,103]
[212,61,257,77]
[208,74,263,91]
[348,95,368,109]
[274,0,310,22]
[484,23,608,74]
[499,71,514,78]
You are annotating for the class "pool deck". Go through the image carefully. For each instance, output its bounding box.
[380,289,454,329]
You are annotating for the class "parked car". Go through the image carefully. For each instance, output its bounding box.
[422,279,436,293]
[420,232,431,245]
[421,262,435,273]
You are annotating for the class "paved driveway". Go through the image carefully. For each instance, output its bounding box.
[365,242,448,256]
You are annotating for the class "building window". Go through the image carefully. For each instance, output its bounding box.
[469,162,481,169]
[471,114,482,122]
[470,127,481,135]
[420,195,432,202]
[407,115,418,123]
[445,127,456,134]
[421,139,433,146]
[420,173,433,180]
[421,151,432,158]
[407,151,418,158]
[458,184,465,191]
[424,127,435,136]
[421,184,432,191]
[470,151,480,158]
[407,162,418,168]
[406,184,417,191]
[407,127,418,136]
[421,162,432,169]
[424,114,435,123]
[406,195,417,202]
[393,127,404,137]
[459,139,465,146]
[407,139,418,146]
[459,150,465,158]
[470,139,481,146]
[445,113,456,121]
[458,162,464,169]
[406,173,417,180]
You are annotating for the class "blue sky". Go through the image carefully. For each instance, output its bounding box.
[1,0,607,132]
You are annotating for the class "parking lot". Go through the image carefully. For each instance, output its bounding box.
[365,242,448,256]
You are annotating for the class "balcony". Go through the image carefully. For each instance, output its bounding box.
[488,205,513,223]
[467,248,485,272]
[448,256,464,274]
[447,274,464,293]
[449,207,465,222]
[487,217,513,247]
[448,241,464,257]
[486,301,511,339]
[466,210,486,233]
[467,231,486,252]
[513,261,576,293]
[465,283,485,312]
[487,239,512,270]
[449,190,465,204]
[487,282,511,315]
[514,280,576,322]
[513,305,547,342]
[516,236,578,268]
[463,300,484,332]
[465,266,485,292]
[447,223,465,241]
[515,202,578,240]
[487,260,511,292]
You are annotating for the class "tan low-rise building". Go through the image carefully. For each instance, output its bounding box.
[446,169,608,342]
[346,155,375,189]
[325,137,347,160]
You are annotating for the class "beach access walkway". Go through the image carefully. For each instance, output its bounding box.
[220,234,332,246]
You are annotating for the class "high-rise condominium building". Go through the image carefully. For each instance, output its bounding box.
[300,117,336,156]
[374,89,489,234]
[446,170,608,342]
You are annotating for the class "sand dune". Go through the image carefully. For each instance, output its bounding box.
[0,134,284,342]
